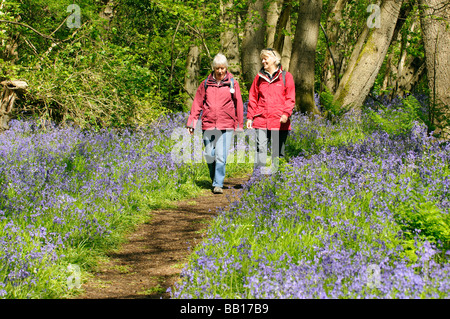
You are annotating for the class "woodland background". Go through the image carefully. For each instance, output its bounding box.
[0,0,449,133]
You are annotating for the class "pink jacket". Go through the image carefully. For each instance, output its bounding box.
[187,72,244,131]
[247,67,296,130]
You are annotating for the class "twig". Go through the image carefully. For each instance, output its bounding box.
[185,23,212,60]
[0,19,57,41]
[49,15,69,37]
[320,23,339,91]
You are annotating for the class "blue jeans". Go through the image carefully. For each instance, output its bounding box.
[203,129,234,188]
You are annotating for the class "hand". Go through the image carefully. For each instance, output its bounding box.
[246,120,253,129]
[280,114,288,124]
[187,127,194,135]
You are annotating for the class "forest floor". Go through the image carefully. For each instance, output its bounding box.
[75,176,249,299]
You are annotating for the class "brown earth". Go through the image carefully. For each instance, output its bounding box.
[75,176,249,299]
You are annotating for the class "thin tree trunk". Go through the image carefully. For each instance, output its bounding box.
[100,0,115,21]
[333,0,404,115]
[0,80,27,130]
[289,0,323,115]
[273,0,292,53]
[391,18,423,98]
[322,0,348,93]
[266,0,284,48]
[220,0,242,81]
[419,0,450,137]
[395,56,426,97]
[241,0,267,90]
[381,49,396,93]
[379,2,416,97]
[184,44,201,110]
[281,18,292,71]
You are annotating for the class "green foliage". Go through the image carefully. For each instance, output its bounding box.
[2,0,226,126]
[394,192,450,252]
[16,38,167,128]
[286,113,366,159]
[364,95,425,135]
[319,88,348,120]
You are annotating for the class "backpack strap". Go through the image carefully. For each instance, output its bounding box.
[203,77,236,107]
[282,70,286,87]
[203,78,208,104]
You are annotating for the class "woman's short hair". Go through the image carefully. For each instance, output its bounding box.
[211,53,229,69]
[260,48,281,66]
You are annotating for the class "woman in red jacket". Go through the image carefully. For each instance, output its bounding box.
[186,53,244,194]
[246,48,296,174]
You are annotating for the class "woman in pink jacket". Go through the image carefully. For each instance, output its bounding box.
[246,48,295,173]
[187,53,244,194]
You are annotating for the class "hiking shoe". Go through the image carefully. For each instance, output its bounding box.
[213,187,223,194]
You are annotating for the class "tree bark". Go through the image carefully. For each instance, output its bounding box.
[184,44,201,110]
[241,0,267,90]
[273,0,292,53]
[266,0,284,48]
[395,56,426,97]
[322,0,348,93]
[392,17,426,98]
[333,0,404,115]
[289,0,323,115]
[0,80,28,130]
[419,0,450,137]
[220,0,242,81]
[281,18,292,71]
[100,0,115,21]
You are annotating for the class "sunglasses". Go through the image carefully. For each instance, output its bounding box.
[265,48,276,56]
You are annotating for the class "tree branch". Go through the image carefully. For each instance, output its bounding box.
[320,23,339,90]
[0,19,57,41]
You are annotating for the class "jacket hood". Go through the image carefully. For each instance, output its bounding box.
[206,71,234,87]
[258,66,283,83]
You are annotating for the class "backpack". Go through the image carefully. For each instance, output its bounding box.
[203,77,236,106]
[281,70,286,87]
[204,77,235,96]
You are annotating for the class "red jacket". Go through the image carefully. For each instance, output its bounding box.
[187,72,244,131]
[247,67,296,130]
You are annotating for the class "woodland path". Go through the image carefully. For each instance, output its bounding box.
[76,176,249,299]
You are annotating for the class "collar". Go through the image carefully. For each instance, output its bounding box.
[259,66,282,83]
[207,71,232,86]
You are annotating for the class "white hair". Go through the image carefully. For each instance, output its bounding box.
[211,53,229,69]
[260,48,281,66]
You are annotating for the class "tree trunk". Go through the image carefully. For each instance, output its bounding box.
[266,0,284,48]
[184,44,201,110]
[220,0,242,81]
[381,49,396,93]
[0,80,28,130]
[392,17,426,98]
[378,2,417,97]
[395,56,426,97]
[333,0,403,115]
[273,0,292,53]
[289,0,323,115]
[281,18,292,71]
[241,0,267,90]
[322,0,348,93]
[100,0,115,21]
[419,0,450,137]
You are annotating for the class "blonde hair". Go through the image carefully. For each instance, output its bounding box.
[260,48,281,66]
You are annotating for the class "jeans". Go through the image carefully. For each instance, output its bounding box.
[255,129,289,173]
[203,129,234,188]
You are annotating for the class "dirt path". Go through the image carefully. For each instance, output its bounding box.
[76,176,249,299]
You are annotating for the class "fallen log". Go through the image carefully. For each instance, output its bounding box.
[0,80,28,130]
